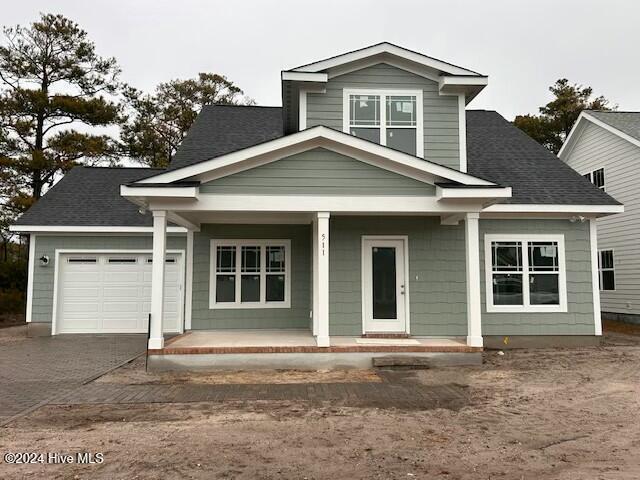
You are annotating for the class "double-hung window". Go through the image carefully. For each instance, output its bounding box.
[598,249,615,291]
[344,89,423,157]
[210,240,291,309]
[485,235,567,312]
[583,168,605,191]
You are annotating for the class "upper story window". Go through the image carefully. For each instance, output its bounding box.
[584,168,605,191]
[344,89,423,157]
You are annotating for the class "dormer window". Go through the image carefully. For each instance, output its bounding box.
[344,89,424,157]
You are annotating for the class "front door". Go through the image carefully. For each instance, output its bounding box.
[362,238,407,333]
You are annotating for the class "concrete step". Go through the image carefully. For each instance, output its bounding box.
[372,355,432,369]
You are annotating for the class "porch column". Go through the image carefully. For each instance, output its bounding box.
[315,212,330,347]
[465,212,483,347]
[149,210,167,350]
[184,229,194,331]
[312,218,319,337]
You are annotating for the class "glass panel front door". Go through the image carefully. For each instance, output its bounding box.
[372,247,397,319]
[363,238,407,333]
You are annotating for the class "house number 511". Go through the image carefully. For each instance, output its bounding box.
[321,233,326,256]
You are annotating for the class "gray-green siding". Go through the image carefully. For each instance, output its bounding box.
[479,219,596,336]
[200,148,435,196]
[191,224,311,329]
[30,219,597,337]
[329,216,467,336]
[31,234,187,323]
[306,63,460,170]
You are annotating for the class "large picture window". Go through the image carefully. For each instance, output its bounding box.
[485,235,567,313]
[210,240,291,309]
[344,89,423,157]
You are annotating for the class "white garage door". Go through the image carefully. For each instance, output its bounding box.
[56,252,183,334]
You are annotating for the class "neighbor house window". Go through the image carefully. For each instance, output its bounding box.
[210,240,291,309]
[344,89,423,157]
[584,168,605,191]
[598,250,615,291]
[485,235,567,312]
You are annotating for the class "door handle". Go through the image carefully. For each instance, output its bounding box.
[400,284,405,295]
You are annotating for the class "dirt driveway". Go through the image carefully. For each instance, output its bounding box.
[1,325,640,479]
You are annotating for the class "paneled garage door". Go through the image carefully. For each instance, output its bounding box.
[55,252,183,334]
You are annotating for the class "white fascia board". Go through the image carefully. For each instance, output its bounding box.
[147,194,485,214]
[136,126,495,187]
[437,186,512,199]
[120,185,198,198]
[482,203,624,214]
[292,43,481,77]
[439,75,489,88]
[281,71,328,82]
[9,225,188,233]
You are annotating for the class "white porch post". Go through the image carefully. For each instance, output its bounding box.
[184,229,194,331]
[312,218,319,337]
[315,212,330,347]
[465,212,483,347]
[149,210,167,350]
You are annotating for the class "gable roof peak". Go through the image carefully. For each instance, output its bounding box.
[287,41,484,77]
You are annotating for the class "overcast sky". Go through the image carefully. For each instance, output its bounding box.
[3,0,639,119]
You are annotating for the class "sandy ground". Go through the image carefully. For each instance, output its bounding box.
[96,356,382,384]
[1,325,640,479]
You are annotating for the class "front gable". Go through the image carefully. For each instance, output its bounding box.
[199,147,436,196]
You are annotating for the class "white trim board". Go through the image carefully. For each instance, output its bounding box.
[133,126,497,187]
[25,234,36,323]
[51,248,185,336]
[482,204,623,214]
[484,234,568,314]
[590,219,602,336]
[289,42,482,77]
[9,225,188,233]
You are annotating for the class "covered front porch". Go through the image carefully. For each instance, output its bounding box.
[138,209,487,353]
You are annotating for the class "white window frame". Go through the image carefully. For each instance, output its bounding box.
[583,168,605,191]
[484,234,567,313]
[209,239,291,309]
[598,249,616,292]
[342,88,424,158]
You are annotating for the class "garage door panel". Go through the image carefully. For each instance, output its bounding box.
[103,287,143,299]
[62,287,101,298]
[57,252,182,334]
[63,272,102,283]
[104,271,142,283]
[102,301,140,313]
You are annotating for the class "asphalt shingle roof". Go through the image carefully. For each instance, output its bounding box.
[15,106,620,227]
[14,167,161,226]
[167,105,283,171]
[466,110,619,205]
[586,111,640,143]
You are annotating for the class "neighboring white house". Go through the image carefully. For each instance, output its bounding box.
[560,111,640,324]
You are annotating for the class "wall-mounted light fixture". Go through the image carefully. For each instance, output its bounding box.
[39,255,49,266]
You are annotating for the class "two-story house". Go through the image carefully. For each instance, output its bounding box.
[11,43,623,369]
[560,111,640,325]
